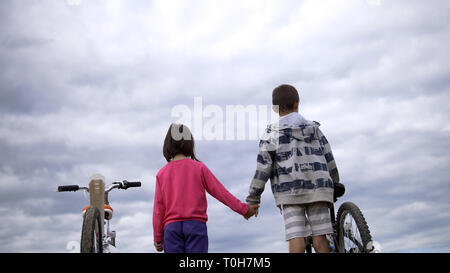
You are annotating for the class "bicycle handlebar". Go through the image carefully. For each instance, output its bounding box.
[121,181,141,189]
[57,180,141,193]
[58,185,80,192]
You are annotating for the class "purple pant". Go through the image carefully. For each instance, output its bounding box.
[163,220,208,253]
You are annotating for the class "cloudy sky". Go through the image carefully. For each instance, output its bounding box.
[1,0,449,253]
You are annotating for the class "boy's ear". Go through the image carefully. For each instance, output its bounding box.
[272,105,279,114]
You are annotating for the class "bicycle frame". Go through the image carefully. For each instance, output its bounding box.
[329,204,339,252]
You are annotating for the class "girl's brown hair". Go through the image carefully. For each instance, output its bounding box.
[163,123,200,162]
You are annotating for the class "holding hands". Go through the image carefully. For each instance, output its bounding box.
[244,204,260,220]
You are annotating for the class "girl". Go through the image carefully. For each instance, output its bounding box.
[152,123,257,253]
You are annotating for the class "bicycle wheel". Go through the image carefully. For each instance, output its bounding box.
[336,202,372,253]
[80,207,103,253]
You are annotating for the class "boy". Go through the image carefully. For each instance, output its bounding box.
[246,84,340,253]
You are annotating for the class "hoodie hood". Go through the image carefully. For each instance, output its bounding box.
[266,113,321,143]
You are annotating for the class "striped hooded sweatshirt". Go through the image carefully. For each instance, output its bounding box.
[246,112,339,207]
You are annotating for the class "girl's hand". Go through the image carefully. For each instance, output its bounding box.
[154,242,163,252]
[244,204,259,220]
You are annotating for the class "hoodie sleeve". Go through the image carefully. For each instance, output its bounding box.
[246,136,276,205]
[317,128,340,184]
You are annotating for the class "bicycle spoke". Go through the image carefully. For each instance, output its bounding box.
[342,214,365,252]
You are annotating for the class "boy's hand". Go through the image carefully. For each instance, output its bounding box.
[244,204,260,220]
[253,205,259,217]
[154,242,163,252]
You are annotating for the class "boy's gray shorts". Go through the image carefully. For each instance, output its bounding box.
[282,202,333,241]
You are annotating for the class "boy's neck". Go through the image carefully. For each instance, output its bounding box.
[279,110,298,117]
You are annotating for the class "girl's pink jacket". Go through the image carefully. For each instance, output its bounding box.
[152,158,249,243]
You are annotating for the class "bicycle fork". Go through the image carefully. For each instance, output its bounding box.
[103,219,117,252]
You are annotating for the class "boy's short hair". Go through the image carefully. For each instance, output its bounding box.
[272,84,300,113]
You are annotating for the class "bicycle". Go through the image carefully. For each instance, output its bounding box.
[304,182,379,253]
[57,174,141,253]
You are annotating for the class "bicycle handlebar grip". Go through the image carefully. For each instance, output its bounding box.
[122,181,141,189]
[58,185,80,192]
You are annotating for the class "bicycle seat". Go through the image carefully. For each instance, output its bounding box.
[334,182,345,202]
[82,205,114,220]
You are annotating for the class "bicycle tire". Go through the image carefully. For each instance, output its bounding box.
[80,207,103,253]
[336,202,372,253]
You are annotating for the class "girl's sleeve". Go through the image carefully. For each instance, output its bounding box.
[201,164,249,216]
[152,176,165,243]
